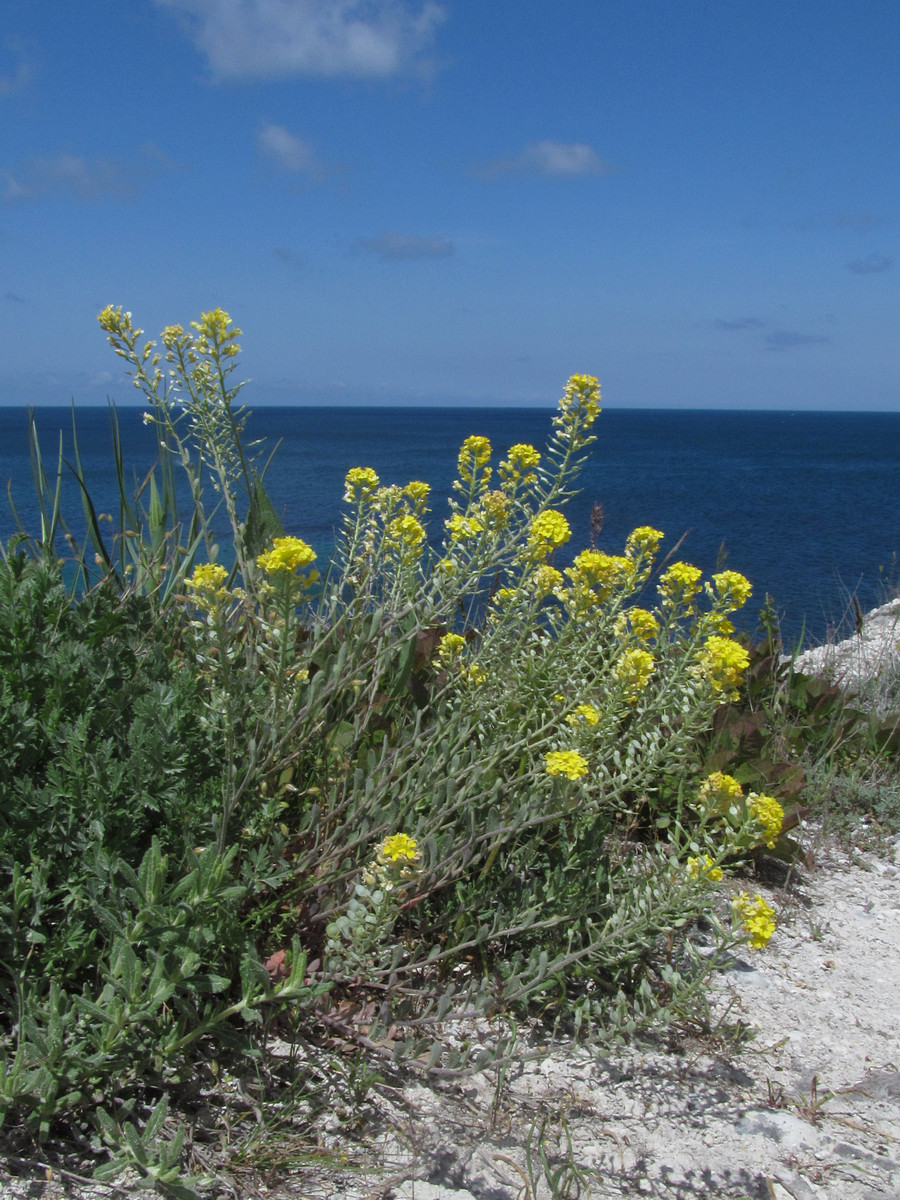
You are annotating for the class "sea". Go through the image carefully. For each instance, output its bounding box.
[2,404,900,649]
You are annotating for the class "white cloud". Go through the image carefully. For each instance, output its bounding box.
[476,140,614,180]
[847,253,893,275]
[2,154,133,202]
[1,146,177,203]
[0,38,33,98]
[258,124,324,177]
[153,0,446,80]
[354,229,453,260]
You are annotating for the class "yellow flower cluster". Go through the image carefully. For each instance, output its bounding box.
[457,435,492,487]
[565,550,634,611]
[555,374,601,428]
[686,854,724,882]
[614,648,655,701]
[257,537,319,584]
[479,489,510,529]
[386,513,426,552]
[528,509,571,559]
[625,526,664,560]
[698,771,744,813]
[613,607,660,642]
[658,562,703,607]
[529,564,564,599]
[695,635,750,701]
[185,562,228,592]
[710,570,753,611]
[404,480,431,511]
[378,832,421,865]
[748,791,784,848]
[732,891,777,949]
[344,466,380,502]
[446,513,484,541]
[436,632,466,664]
[566,703,600,727]
[500,442,541,488]
[545,750,589,780]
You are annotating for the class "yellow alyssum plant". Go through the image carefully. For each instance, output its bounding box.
[96,315,781,1064]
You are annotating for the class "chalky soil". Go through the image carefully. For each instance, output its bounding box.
[299,835,900,1200]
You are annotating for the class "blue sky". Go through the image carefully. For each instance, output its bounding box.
[1,0,898,408]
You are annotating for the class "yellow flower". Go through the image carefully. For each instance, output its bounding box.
[185,562,229,592]
[463,664,487,685]
[566,703,600,727]
[694,635,750,701]
[748,792,784,849]
[500,443,541,489]
[386,513,426,552]
[625,526,664,560]
[436,632,466,664]
[732,891,777,949]
[658,562,703,607]
[710,570,753,612]
[527,509,571,559]
[457,435,492,487]
[256,536,318,582]
[555,374,601,429]
[565,550,634,610]
[446,512,484,541]
[686,854,724,883]
[404,480,431,510]
[478,489,510,529]
[530,564,564,598]
[613,607,660,642]
[545,750,589,780]
[698,771,744,813]
[614,648,655,701]
[378,833,421,865]
[344,466,380,502]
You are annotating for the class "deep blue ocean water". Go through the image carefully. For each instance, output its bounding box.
[2,405,900,648]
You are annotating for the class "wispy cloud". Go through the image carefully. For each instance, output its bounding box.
[0,38,33,98]
[715,317,766,331]
[273,246,306,275]
[715,317,831,351]
[153,0,446,80]
[258,124,328,179]
[475,140,614,180]
[765,330,831,351]
[1,144,176,204]
[847,253,893,275]
[354,229,453,261]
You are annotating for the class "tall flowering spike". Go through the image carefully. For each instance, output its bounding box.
[556,374,601,427]
[456,435,492,488]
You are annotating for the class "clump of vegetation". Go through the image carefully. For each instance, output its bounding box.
[1,305,890,1196]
